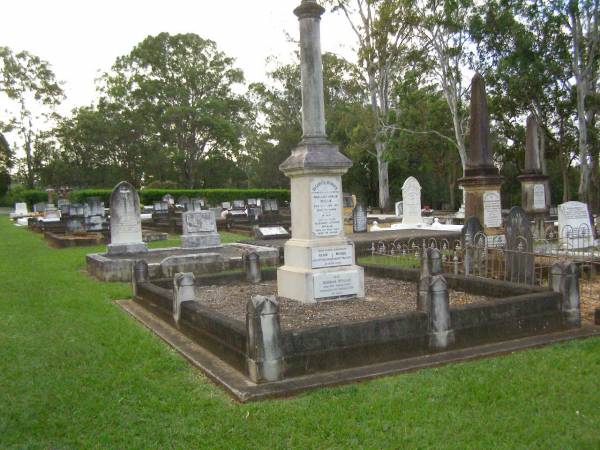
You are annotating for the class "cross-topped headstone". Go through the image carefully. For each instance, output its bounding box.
[107,181,147,255]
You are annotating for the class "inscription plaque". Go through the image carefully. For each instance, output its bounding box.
[311,177,342,237]
[311,245,353,269]
[533,184,546,210]
[313,271,359,299]
[483,191,502,228]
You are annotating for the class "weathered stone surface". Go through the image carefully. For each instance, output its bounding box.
[352,203,368,233]
[173,272,196,324]
[524,114,542,173]
[505,206,534,284]
[181,210,222,249]
[551,261,581,327]
[558,201,593,248]
[429,275,455,350]
[246,295,283,383]
[466,73,494,171]
[107,181,147,255]
[160,253,225,279]
[461,217,484,246]
[244,251,262,284]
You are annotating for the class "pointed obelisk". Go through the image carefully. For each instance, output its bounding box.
[458,74,504,241]
[518,115,550,237]
[277,0,364,303]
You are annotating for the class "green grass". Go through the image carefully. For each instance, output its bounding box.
[146,230,250,249]
[1,216,599,448]
[359,254,420,268]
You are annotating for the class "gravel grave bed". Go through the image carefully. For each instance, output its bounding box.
[194,276,490,330]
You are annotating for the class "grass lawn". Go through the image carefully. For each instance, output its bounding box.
[147,230,250,249]
[1,216,599,449]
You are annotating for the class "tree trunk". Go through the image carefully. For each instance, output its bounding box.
[376,141,390,211]
[561,157,570,203]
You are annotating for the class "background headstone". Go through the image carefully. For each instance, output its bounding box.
[558,201,593,248]
[401,177,422,225]
[352,203,368,233]
[461,217,484,246]
[162,194,175,206]
[177,196,191,211]
[505,206,534,284]
[181,210,222,249]
[395,201,403,217]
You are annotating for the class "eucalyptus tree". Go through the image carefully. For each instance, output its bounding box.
[414,0,474,172]
[0,46,64,188]
[558,0,599,204]
[324,0,418,210]
[471,0,582,203]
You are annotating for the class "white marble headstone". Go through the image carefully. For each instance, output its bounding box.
[108,181,146,254]
[401,177,422,225]
[558,201,593,249]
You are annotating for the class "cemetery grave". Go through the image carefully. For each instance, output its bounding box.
[87,182,279,281]
[117,2,597,401]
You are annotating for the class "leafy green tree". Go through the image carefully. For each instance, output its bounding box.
[414,0,474,172]
[99,33,250,188]
[0,132,12,196]
[0,47,64,188]
[247,53,374,198]
[471,0,585,204]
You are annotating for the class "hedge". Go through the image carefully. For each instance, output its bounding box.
[1,189,50,207]
[5,188,290,207]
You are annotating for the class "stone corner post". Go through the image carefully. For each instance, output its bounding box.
[131,259,149,298]
[551,261,581,327]
[246,295,284,383]
[243,251,262,284]
[173,272,196,325]
[429,275,455,350]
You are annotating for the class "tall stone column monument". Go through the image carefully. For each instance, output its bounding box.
[518,115,550,238]
[458,74,504,240]
[277,0,365,303]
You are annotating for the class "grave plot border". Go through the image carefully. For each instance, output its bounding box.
[122,264,590,401]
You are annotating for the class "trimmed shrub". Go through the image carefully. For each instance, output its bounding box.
[2,188,49,207]
[70,188,290,206]
[4,187,291,207]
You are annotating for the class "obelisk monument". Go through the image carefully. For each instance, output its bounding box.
[518,115,550,238]
[458,74,504,241]
[277,0,364,303]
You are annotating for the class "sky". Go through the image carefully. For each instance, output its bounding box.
[1,0,358,115]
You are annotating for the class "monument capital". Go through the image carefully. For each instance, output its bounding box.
[294,0,325,19]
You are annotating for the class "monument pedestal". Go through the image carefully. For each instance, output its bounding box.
[277,144,364,303]
[278,237,364,303]
[518,173,550,239]
[459,170,504,242]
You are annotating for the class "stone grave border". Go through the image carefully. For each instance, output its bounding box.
[120,263,591,401]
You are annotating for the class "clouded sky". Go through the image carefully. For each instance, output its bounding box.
[1,0,357,114]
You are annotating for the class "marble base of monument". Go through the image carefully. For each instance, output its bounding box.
[277,238,364,303]
[459,173,504,236]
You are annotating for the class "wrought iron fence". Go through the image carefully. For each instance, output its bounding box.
[361,226,600,304]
